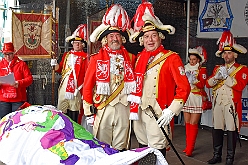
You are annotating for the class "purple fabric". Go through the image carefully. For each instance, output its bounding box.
[59,113,75,141]
[81,139,119,155]
[60,154,79,165]
[131,147,149,152]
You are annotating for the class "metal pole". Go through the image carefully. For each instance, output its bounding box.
[64,0,71,52]
[229,105,242,147]
[186,0,190,63]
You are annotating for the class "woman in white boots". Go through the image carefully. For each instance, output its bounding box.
[182,46,208,156]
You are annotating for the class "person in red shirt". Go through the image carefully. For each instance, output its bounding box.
[0,42,33,119]
[182,46,208,156]
[127,2,190,157]
[206,30,248,165]
[50,24,88,123]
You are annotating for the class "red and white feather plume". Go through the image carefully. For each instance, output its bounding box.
[66,24,87,42]
[90,4,131,43]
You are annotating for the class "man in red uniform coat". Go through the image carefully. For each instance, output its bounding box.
[83,4,136,151]
[127,2,190,157]
[51,24,88,122]
[206,31,248,165]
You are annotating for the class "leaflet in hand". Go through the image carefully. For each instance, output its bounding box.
[0,73,15,85]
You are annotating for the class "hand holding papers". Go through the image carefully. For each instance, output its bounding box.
[0,73,16,85]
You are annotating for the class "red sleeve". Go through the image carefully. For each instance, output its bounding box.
[232,66,248,92]
[83,55,97,104]
[17,61,33,87]
[56,52,68,74]
[169,54,191,102]
[195,67,207,89]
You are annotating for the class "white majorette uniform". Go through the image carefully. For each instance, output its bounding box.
[182,46,208,157]
[183,46,208,114]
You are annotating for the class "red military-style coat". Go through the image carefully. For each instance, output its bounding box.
[56,50,88,95]
[155,51,191,112]
[83,46,136,116]
[206,63,248,127]
[130,48,191,116]
[191,66,208,97]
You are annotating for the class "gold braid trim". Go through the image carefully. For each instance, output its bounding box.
[213,65,244,94]
[147,51,173,70]
[61,52,71,79]
[96,81,125,110]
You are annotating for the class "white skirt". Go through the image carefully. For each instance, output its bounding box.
[182,92,203,113]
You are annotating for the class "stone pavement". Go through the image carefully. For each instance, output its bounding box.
[131,125,248,165]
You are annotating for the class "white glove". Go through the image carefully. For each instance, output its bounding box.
[186,71,194,84]
[86,116,94,127]
[214,70,223,80]
[51,59,58,66]
[157,109,175,128]
[74,88,79,96]
[219,66,228,79]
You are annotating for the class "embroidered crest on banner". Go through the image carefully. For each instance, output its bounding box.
[178,66,186,75]
[96,60,109,80]
[199,0,233,32]
[22,20,42,50]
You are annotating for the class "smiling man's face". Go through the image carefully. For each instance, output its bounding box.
[107,32,122,50]
[143,30,161,52]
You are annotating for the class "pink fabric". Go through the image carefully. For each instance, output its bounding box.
[40,130,65,149]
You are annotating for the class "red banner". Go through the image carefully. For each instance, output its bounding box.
[12,12,52,59]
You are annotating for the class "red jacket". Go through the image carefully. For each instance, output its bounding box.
[154,50,190,111]
[83,46,136,115]
[56,50,88,95]
[206,63,248,127]
[191,66,207,97]
[0,56,33,102]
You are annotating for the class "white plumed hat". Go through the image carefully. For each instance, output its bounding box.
[215,30,247,57]
[89,4,131,43]
[129,1,175,43]
[65,24,87,43]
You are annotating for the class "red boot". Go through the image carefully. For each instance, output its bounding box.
[183,123,190,153]
[186,124,198,157]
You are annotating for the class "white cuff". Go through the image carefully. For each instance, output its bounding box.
[129,112,139,120]
[127,95,141,104]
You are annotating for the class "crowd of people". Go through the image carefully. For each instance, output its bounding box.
[0,1,248,165]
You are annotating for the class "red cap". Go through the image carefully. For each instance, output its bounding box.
[1,42,15,53]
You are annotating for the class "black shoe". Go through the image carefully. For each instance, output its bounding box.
[225,158,233,165]
[207,156,222,164]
